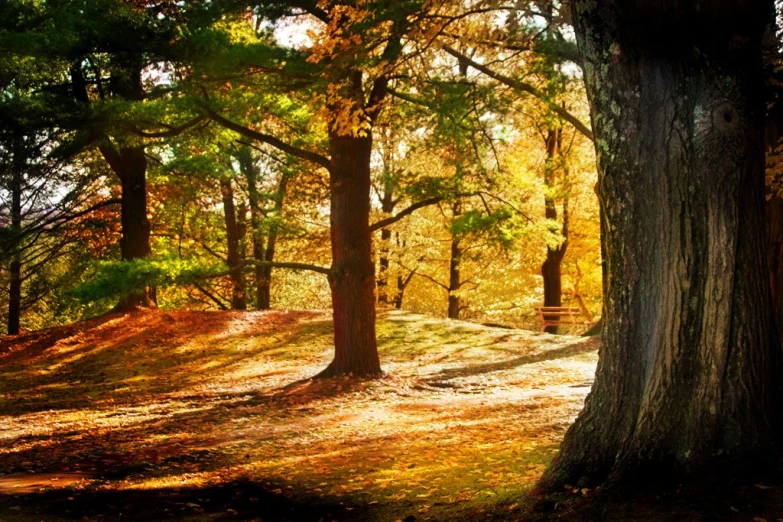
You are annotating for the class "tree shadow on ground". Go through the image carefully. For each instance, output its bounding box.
[424,340,598,384]
[0,478,372,522]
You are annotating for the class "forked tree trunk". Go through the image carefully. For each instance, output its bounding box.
[540,0,782,490]
[220,176,247,310]
[320,130,381,377]
[258,176,288,310]
[541,128,568,334]
[81,56,156,311]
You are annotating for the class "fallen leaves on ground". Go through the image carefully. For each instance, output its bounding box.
[0,309,598,521]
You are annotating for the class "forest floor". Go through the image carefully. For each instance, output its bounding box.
[0,309,782,522]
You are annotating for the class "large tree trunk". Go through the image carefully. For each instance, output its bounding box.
[7,143,22,336]
[540,0,781,490]
[540,128,569,334]
[220,176,247,310]
[321,130,381,377]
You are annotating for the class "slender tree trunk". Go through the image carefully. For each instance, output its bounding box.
[541,128,569,333]
[220,177,246,310]
[540,0,781,490]
[258,175,288,310]
[7,143,22,335]
[321,130,381,377]
[241,151,267,310]
[447,200,463,319]
[377,190,395,305]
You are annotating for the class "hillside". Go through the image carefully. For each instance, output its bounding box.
[0,309,600,521]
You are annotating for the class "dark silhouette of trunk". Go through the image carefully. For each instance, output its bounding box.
[112,145,155,310]
[376,189,396,306]
[7,140,23,335]
[540,0,782,490]
[321,128,381,377]
[541,128,569,333]
[447,200,463,319]
[220,176,247,310]
[72,56,156,310]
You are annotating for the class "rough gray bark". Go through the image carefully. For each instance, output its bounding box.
[540,0,782,490]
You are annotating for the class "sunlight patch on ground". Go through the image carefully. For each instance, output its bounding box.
[0,309,598,520]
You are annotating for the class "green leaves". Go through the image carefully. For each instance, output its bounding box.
[68,257,226,303]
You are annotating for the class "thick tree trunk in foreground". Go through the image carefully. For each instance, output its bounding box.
[540,0,781,490]
[220,177,247,310]
[541,128,568,334]
[321,131,381,377]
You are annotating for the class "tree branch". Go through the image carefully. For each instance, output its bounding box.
[131,115,208,138]
[204,108,331,169]
[370,197,444,232]
[440,45,594,141]
[243,259,331,276]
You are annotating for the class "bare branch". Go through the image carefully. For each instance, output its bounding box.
[131,115,208,138]
[440,45,594,141]
[204,107,331,169]
[370,197,444,232]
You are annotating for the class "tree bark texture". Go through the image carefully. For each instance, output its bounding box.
[321,130,381,377]
[220,176,247,310]
[541,128,569,334]
[540,0,781,490]
[258,176,288,310]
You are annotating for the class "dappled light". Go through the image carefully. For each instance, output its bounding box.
[0,309,596,520]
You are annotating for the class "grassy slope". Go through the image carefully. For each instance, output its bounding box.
[0,309,599,521]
